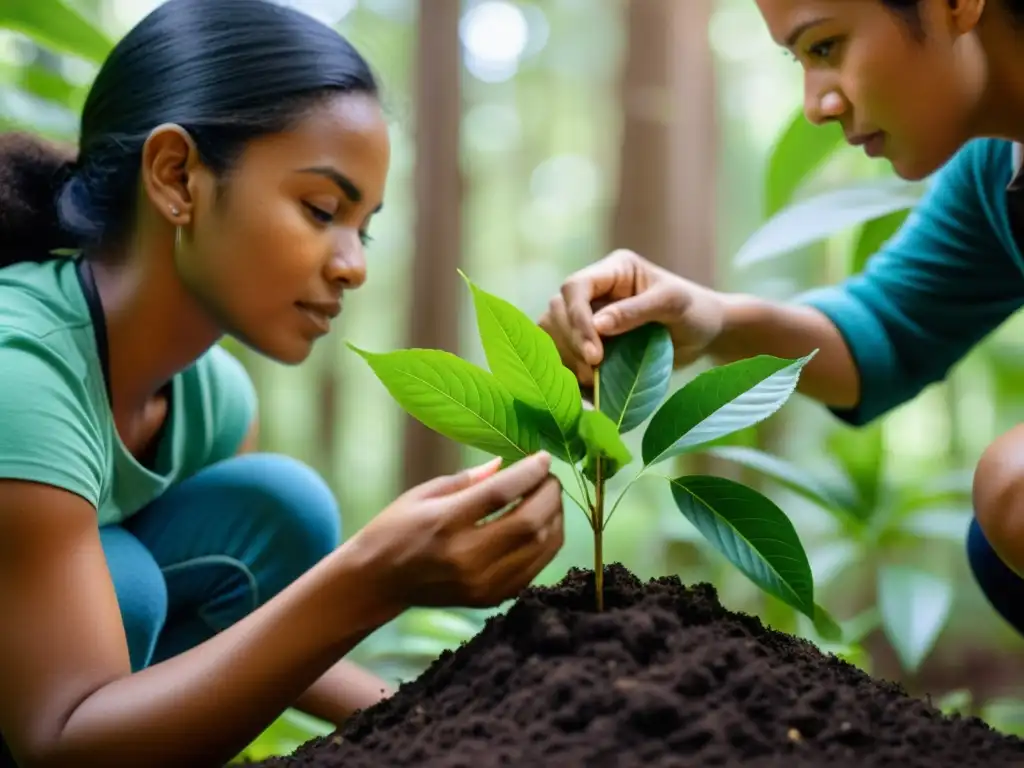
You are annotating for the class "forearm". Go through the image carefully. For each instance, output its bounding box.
[295,658,394,725]
[708,292,860,410]
[46,542,400,768]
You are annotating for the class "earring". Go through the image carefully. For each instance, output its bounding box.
[170,204,180,216]
[174,226,182,251]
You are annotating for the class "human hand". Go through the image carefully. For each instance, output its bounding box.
[539,249,726,386]
[353,452,564,610]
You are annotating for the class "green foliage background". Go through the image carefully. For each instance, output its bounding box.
[5,0,1024,760]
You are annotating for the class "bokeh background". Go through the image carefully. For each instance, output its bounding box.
[5,0,1024,760]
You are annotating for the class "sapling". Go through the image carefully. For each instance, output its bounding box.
[349,272,840,638]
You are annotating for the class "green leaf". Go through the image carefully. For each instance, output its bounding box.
[812,603,843,642]
[734,179,926,268]
[578,409,632,483]
[765,109,844,216]
[0,0,113,65]
[702,445,860,519]
[533,411,586,464]
[877,565,953,673]
[598,323,674,433]
[895,507,971,542]
[462,272,582,448]
[642,353,815,467]
[398,608,484,646]
[827,421,884,518]
[0,62,82,108]
[850,208,909,274]
[669,475,815,618]
[349,344,540,462]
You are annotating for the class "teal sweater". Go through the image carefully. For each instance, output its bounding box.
[798,138,1024,425]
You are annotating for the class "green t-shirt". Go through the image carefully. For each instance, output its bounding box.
[0,257,257,526]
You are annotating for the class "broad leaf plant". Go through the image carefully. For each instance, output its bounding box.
[351,272,839,640]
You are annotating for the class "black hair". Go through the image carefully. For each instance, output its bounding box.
[0,0,378,267]
[882,0,1024,27]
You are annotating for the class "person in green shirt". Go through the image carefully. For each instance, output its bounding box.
[0,1,564,765]
[543,0,1024,641]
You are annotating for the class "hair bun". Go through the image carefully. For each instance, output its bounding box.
[0,131,80,266]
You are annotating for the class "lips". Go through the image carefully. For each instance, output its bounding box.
[847,131,885,158]
[295,301,341,334]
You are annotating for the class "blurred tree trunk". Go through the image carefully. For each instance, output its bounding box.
[610,0,733,480]
[610,0,717,287]
[401,0,463,490]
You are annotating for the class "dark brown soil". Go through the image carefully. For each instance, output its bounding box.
[249,564,1024,768]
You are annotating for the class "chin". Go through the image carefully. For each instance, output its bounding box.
[227,329,317,366]
[889,138,967,183]
[888,159,933,182]
[264,339,317,366]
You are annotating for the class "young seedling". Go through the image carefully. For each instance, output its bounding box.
[349,272,840,638]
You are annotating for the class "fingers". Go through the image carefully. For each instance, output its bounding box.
[446,452,553,523]
[559,250,637,366]
[468,478,566,604]
[477,474,564,561]
[543,294,595,387]
[592,282,688,337]
[407,457,503,501]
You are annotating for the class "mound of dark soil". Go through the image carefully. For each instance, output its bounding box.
[251,564,1024,768]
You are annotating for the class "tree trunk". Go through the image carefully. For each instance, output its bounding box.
[401,0,464,491]
[610,0,728,481]
[610,0,717,287]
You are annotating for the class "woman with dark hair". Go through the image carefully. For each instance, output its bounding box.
[0,1,564,765]
[544,0,1024,649]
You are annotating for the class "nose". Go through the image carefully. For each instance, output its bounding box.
[803,71,846,126]
[324,231,367,290]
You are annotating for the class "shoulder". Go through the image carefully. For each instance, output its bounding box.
[179,342,258,465]
[0,258,93,342]
[930,138,1014,201]
[0,329,107,507]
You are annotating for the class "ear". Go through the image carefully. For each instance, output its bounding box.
[948,0,986,33]
[139,124,210,227]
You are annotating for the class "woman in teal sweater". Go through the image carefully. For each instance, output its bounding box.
[0,1,563,765]
[544,0,1024,639]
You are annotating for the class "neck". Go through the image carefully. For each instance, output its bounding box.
[970,19,1024,142]
[90,236,222,415]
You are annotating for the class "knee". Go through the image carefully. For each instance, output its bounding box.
[974,425,1024,570]
[215,453,342,565]
[101,529,168,671]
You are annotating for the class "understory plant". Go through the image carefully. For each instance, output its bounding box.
[350,272,839,639]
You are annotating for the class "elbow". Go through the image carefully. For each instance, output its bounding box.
[8,690,109,768]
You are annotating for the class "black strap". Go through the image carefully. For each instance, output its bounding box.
[74,256,113,404]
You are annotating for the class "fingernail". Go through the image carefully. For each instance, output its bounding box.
[593,315,613,334]
[582,342,599,362]
[468,457,502,480]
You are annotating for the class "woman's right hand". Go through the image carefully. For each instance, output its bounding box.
[353,451,564,611]
[539,249,727,386]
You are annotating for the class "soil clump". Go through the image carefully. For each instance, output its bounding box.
[251,564,1024,767]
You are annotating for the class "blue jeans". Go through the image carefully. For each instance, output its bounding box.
[100,453,341,672]
[968,517,1024,636]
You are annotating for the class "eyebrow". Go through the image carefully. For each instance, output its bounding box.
[298,166,383,213]
[784,17,831,48]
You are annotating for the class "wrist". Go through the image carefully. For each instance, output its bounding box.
[706,291,765,363]
[323,536,407,637]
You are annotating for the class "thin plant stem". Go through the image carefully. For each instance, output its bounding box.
[563,488,591,522]
[563,437,592,516]
[593,368,605,611]
[602,466,647,531]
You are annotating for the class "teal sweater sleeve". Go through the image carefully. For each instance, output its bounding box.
[796,139,1024,426]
